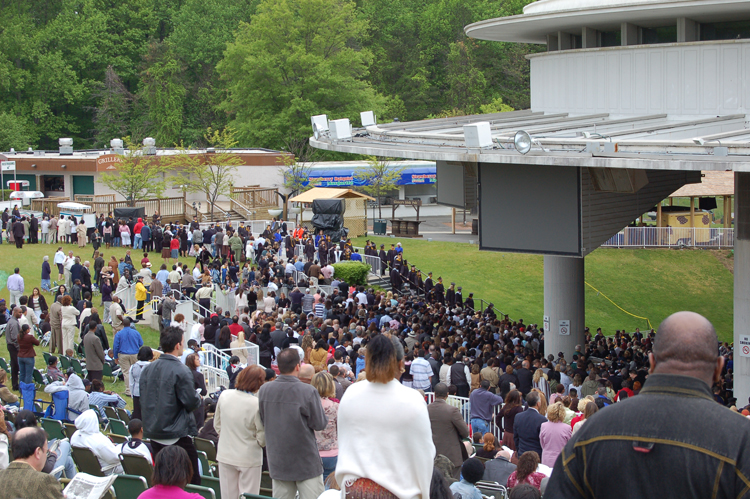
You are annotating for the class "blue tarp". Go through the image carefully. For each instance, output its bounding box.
[305,166,436,187]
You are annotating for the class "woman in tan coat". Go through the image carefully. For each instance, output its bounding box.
[76,221,87,248]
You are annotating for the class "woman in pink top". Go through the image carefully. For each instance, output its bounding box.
[137,446,203,499]
[539,402,573,468]
[312,371,339,484]
[506,451,546,490]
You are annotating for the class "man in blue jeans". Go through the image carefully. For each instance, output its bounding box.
[469,379,504,435]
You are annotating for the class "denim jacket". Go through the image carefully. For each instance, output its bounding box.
[546,374,750,499]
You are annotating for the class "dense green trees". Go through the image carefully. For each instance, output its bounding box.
[0,0,536,152]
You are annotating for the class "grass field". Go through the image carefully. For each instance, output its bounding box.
[352,236,735,342]
[0,241,162,408]
[0,236,735,407]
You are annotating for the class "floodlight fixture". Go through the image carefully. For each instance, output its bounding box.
[311,115,329,136]
[692,138,722,146]
[514,130,532,154]
[361,111,376,127]
[329,119,352,140]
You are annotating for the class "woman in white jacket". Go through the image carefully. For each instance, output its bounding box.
[70,409,123,475]
[215,365,266,499]
[60,295,80,353]
[336,334,435,499]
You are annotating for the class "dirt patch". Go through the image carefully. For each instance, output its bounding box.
[712,249,734,274]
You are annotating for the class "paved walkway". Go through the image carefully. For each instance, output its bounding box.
[367,215,479,244]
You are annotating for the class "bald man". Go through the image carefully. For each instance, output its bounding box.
[547,312,750,499]
[299,364,315,384]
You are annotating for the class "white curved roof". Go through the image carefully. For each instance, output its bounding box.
[466,0,750,44]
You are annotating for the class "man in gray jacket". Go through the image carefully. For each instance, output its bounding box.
[258,348,327,499]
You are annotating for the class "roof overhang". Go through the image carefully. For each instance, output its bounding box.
[310,111,750,172]
[465,0,750,44]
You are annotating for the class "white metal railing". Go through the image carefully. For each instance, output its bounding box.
[601,227,734,249]
[203,342,259,371]
[425,393,503,439]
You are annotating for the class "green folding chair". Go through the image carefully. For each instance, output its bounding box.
[113,475,149,499]
[260,470,273,497]
[199,476,221,499]
[119,453,154,486]
[70,358,87,378]
[41,418,66,441]
[194,437,217,462]
[59,356,71,371]
[109,418,129,437]
[33,369,47,388]
[0,358,9,371]
[184,485,215,499]
[71,446,120,476]
[197,450,213,477]
[104,406,119,421]
[109,433,129,445]
[103,363,119,384]
[64,423,77,439]
[43,352,51,365]
[117,408,131,424]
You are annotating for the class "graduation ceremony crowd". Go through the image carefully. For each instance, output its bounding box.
[0,209,746,499]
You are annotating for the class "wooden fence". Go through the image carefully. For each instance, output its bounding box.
[32,195,187,222]
[230,187,278,208]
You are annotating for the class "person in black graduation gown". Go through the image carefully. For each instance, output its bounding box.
[446,283,456,308]
[390,267,402,291]
[424,272,434,297]
[456,286,464,308]
[434,277,445,304]
[379,244,388,276]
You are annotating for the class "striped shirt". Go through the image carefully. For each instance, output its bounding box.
[410,357,433,390]
[314,303,326,318]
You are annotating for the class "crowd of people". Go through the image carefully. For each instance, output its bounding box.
[0,210,746,499]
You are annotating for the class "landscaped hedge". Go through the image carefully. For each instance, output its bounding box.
[332,262,371,286]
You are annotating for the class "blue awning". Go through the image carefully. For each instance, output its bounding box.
[306,166,436,187]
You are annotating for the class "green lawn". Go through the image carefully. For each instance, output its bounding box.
[0,241,164,408]
[353,236,735,342]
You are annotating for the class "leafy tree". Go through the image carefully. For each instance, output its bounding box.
[92,66,133,148]
[354,157,404,219]
[218,0,384,153]
[278,149,318,220]
[0,113,38,152]
[169,127,245,219]
[139,43,186,145]
[99,137,170,205]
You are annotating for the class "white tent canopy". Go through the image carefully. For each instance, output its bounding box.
[9,191,44,200]
[57,202,92,211]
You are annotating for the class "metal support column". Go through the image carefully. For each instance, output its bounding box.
[734,173,750,405]
[544,256,585,361]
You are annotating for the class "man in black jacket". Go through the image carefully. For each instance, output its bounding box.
[548,312,750,499]
[515,360,534,396]
[140,326,202,485]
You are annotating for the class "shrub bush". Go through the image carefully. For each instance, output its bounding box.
[332,262,371,286]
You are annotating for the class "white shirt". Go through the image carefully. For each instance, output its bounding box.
[120,440,153,465]
[54,251,66,265]
[41,220,50,234]
[336,380,435,499]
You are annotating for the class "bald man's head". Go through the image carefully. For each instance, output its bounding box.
[299,364,315,383]
[651,311,721,385]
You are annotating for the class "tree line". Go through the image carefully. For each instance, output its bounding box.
[0,0,538,158]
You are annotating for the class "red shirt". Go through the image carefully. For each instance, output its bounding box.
[170,238,180,250]
[229,323,243,337]
[570,414,584,429]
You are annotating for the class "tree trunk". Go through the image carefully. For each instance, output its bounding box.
[377,186,382,219]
